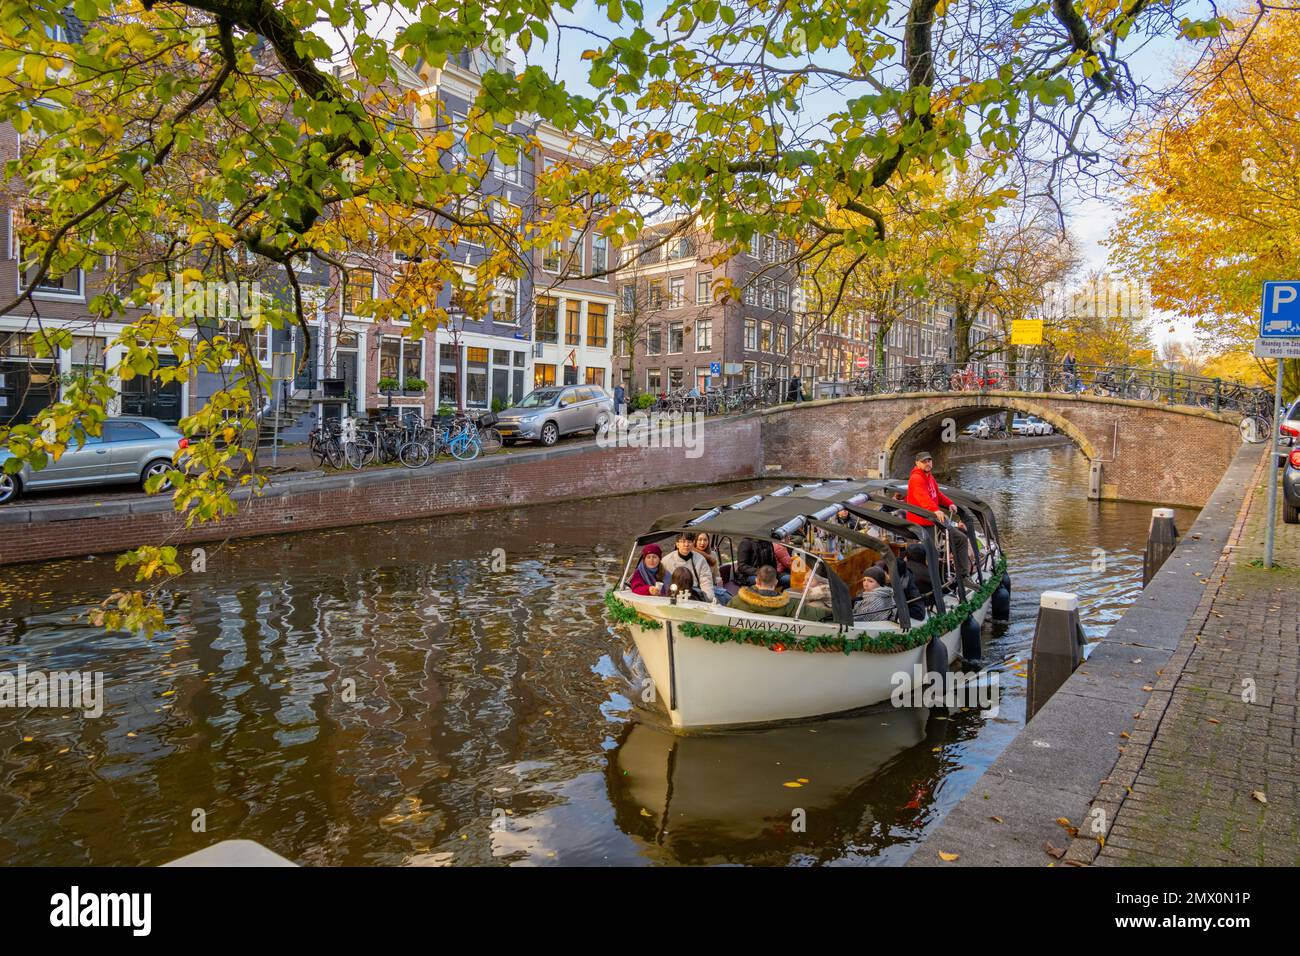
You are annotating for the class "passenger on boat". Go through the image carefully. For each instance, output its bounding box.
[853,567,897,623]
[691,532,735,603]
[878,554,926,620]
[627,544,665,595]
[662,532,718,602]
[727,565,832,621]
[904,541,935,607]
[906,451,971,578]
[832,508,861,530]
[668,566,697,600]
[737,538,791,589]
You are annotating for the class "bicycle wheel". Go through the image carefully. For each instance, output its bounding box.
[450,435,481,460]
[345,438,374,469]
[1239,415,1269,444]
[399,440,430,468]
[325,438,346,470]
[478,427,503,454]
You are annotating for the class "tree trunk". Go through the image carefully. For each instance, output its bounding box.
[954,299,974,366]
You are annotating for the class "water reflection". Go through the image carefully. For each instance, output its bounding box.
[0,445,1198,865]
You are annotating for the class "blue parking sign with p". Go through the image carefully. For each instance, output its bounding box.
[1260,281,1300,336]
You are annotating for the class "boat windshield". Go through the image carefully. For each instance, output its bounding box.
[516,388,562,408]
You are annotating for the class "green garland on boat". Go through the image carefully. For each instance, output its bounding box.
[606,557,1008,656]
[604,589,663,630]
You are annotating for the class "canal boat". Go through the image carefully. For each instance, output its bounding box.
[607,479,1008,730]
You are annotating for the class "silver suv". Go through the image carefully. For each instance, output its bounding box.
[496,385,614,446]
[0,416,188,505]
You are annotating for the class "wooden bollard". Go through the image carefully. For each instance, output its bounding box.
[1142,507,1179,587]
[1026,591,1087,722]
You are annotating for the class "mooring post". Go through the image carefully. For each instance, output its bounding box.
[1026,591,1087,722]
[1142,507,1179,587]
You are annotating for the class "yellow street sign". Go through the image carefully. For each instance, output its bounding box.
[1010,319,1044,345]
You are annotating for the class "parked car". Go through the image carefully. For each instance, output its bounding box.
[1025,415,1053,435]
[494,384,614,447]
[1281,399,1300,524]
[0,416,188,505]
[962,421,990,439]
[1010,415,1037,436]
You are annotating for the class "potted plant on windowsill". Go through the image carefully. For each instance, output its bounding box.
[377,377,401,396]
[402,378,427,398]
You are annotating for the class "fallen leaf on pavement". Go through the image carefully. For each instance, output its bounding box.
[938,851,960,862]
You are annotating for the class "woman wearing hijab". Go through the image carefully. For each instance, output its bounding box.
[627,543,665,595]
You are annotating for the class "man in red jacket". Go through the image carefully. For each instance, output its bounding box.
[906,450,971,577]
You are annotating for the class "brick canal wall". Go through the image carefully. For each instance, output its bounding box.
[0,395,1244,566]
[0,416,763,567]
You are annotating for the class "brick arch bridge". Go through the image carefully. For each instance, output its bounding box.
[758,391,1243,507]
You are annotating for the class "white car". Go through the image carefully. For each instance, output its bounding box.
[1011,415,1036,436]
[963,422,990,439]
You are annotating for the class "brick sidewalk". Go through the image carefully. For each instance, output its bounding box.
[1068,452,1300,865]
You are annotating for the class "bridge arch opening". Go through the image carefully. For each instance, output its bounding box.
[881,397,1099,480]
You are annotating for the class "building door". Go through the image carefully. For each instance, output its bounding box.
[120,355,183,423]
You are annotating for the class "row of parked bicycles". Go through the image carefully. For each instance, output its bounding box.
[652,378,797,415]
[307,412,504,470]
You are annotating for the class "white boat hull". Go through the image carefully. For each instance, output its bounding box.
[620,590,992,730]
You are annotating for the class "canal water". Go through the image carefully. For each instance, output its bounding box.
[0,445,1199,866]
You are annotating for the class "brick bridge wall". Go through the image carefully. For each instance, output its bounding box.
[759,392,1242,508]
[1,393,1241,566]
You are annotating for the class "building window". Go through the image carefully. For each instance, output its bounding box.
[667,321,684,354]
[743,283,757,306]
[438,342,458,405]
[592,234,609,274]
[760,321,773,352]
[344,270,375,315]
[743,319,757,351]
[695,318,712,351]
[534,362,556,387]
[646,323,662,355]
[668,276,685,309]
[666,236,693,260]
[776,283,789,311]
[646,368,661,394]
[450,113,467,163]
[777,324,788,353]
[696,367,711,392]
[68,336,107,383]
[696,272,712,305]
[536,296,559,343]
[493,278,517,324]
[565,300,582,346]
[587,302,608,348]
[466,347,488,406]
[543,238,562,274]
[761,279,773,309]
[585,367,605,386]
[27,268,83,298]
[648,284,664,310]
[218,319,271,366]
[620,284,636,313]
[380,336,423,388]
[566,230,584,276]
[668,367,684,391]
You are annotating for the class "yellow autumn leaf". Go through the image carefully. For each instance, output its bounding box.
[938,851,960,861]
